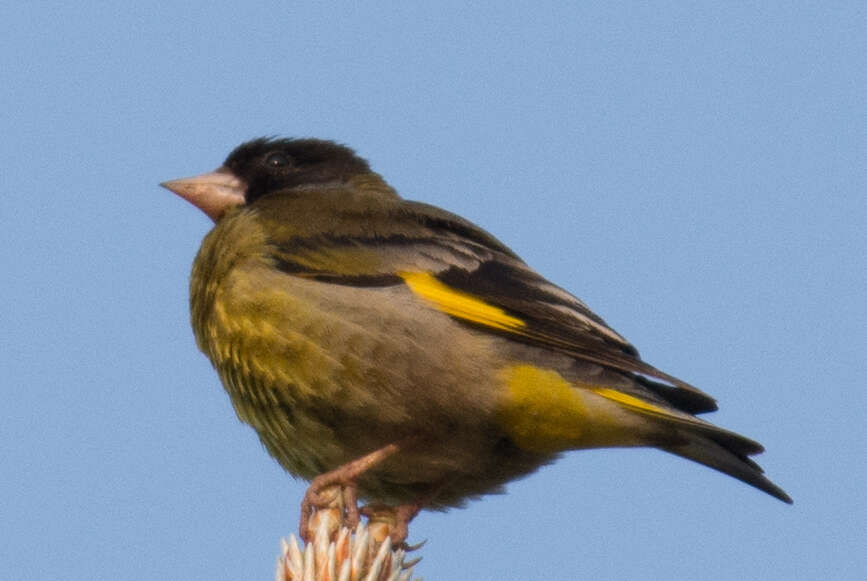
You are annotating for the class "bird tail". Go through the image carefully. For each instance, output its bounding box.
[659,432,792,504]
[591,387,792,503]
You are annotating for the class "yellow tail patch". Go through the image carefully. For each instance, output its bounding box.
[591,387,716,433]
[399,271,525,332]
[496,366,684,453]
[497,364,590,453]
[590,387,670,416]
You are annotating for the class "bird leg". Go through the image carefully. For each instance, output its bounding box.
[299,442,401,541]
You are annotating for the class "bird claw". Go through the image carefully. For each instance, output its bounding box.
[299,484,423,548]
[402,539,428,552]
[359,501,423,547]
[299,483,353,542]
[297,442,409,542]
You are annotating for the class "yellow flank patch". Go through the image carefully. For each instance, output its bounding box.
[496,364,590,453]
[590,387,669,416]
[399,271,525,331]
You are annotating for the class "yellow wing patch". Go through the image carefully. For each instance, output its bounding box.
[399,271,526,332]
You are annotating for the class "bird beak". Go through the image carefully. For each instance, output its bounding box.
[160,167,247,222]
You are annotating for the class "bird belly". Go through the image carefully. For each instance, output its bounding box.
[202,265,551,505]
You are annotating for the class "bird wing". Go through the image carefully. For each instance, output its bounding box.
[262,198,718,414]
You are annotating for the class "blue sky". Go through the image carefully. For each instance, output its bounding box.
[2,3,865,579]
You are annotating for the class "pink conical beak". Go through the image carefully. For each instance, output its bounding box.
[161,168,247,222]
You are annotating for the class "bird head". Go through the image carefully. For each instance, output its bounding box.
[161,137,371,221]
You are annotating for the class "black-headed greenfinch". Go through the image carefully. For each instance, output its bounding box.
[162,138,790,540]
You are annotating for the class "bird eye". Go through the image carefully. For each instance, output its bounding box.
[265,152,291,168]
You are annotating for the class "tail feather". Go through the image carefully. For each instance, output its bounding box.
[661,435,792,504]
[588,378,791,503]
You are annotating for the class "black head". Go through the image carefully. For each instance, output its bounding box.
[223,137,372,203]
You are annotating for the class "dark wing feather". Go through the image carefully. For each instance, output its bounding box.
[260,196,718,414]
[421,241,719,414]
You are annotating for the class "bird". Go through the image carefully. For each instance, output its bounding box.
[161,137,791,542]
